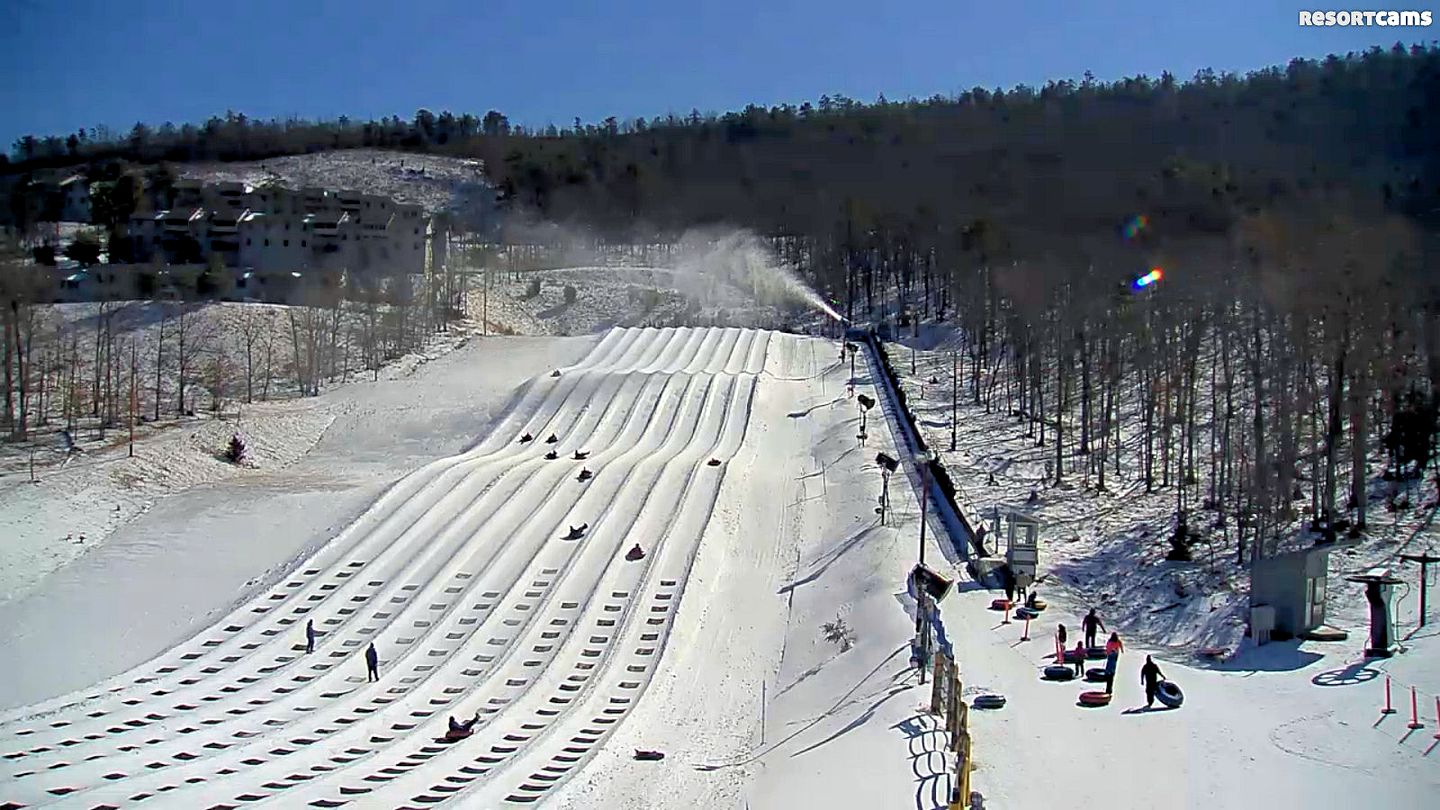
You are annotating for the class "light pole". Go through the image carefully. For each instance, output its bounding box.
[916,450,933,569]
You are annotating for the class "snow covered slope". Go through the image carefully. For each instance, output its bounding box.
[0,327,783,808]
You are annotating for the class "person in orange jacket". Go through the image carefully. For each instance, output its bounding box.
[1105,632,1124,656]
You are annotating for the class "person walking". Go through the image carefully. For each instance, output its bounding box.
[305,619,316,654]
[1056,623,1068,661]
[1103,633,1124,695]
[1140,655,1165,708]
[365,642,380,682]
[1083,608,1106,650]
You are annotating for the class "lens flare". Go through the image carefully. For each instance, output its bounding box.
[1132,267,1164,290]
[1121,214,1150,241]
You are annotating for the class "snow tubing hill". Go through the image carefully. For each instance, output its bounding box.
[1044,665,1076,681]
[1156,681,1184,708]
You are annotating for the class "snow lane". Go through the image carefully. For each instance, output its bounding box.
[280,373,748,807]
[0,335,620,729]
[16,368,694,806]
[0,362,632,749]
[0,326,782,810]
[129,373,714,808]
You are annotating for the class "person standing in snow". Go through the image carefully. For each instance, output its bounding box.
[305,619,316,654]
[1056,623,1068,660]
[1072,640,1086,678]
[1083,608,1106,650]
[1103,633,1124,695]
[365,642,380,682]
[1140,655,1165,708]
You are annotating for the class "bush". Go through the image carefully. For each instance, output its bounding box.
[821,616,856,652]
[224,433,247,465]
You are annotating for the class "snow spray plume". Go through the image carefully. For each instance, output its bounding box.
[670,227,845,322]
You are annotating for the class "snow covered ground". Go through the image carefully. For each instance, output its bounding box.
[0,330,593,711]
[1,309,1436,808]
[181,150,493,216]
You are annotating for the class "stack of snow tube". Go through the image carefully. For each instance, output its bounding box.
[972,694,1007,709]
[1078,690,1112,707]
[1155,681,1184,708]
[1043,665,1076,681]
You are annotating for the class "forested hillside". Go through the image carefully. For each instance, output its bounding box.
[5,44,1440,561]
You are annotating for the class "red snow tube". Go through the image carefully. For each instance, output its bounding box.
[1078,690,1112,707]
[443,728,473,742]
[1155,681,1184,708]
[1043,665,1076,681]
[990,598,1013,611]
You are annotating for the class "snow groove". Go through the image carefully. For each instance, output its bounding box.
[0,327,775,810]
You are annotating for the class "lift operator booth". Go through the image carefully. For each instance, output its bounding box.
[1004,510,1041,593]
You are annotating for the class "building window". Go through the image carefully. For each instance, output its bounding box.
[264,239,270,247]
[301,240,307,247]
[283,240,289,247]
[246,238,251,245]
[414,228,419,235]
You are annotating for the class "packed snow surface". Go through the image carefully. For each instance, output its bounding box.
[0,323,1436,810]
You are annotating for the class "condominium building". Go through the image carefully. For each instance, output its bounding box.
[127,181,439,281]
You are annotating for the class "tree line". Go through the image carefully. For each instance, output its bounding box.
[3,45,1438,556]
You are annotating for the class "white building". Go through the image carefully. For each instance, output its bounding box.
[125,180,439,283]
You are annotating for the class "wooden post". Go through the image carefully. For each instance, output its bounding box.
[931,654,947,715]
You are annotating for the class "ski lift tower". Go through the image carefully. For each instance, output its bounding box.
[1005,510,1042,593]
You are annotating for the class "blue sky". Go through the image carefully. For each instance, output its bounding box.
[0,0,1433,149]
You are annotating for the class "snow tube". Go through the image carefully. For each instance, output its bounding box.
[990,598,1013,611]
[1028,598,1048,611]
[1078,690,1112,707]
[1155,681,1184,708]
[1014,607,1040,620]
[443,728,473,742]
[1062,649,1086,664]
[1043,665,1076,681]
[1084,667,1109,683]
[971,694,1007,709]
[1086,646,1108,660]
[634,749,665,761]
[707,458,722,467]
[544,450,558,460]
